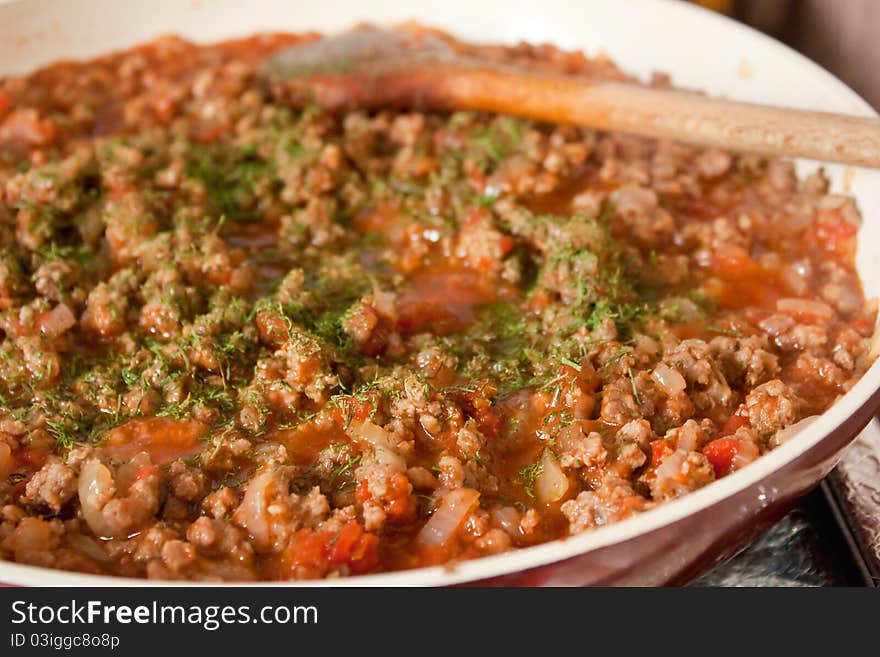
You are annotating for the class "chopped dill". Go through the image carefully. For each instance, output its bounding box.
[329,453,362,492]
[517,461,544,500]
[45,418,78,451]
[627,367,642,406]
[559,356,582,372]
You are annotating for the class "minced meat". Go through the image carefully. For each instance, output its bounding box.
[0,31,875,581]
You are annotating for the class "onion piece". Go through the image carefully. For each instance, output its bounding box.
[39,303,76,339]
[776,298,834,323]
[65,533,112,563]
[232,470,277,550]
[654,448,686,482]
[535,450,569,504]
[78,453,158,540]
[675,421,703,452]
[348,420,406,472]
[416,487,480,548]
[772,415,820,446]
[651,363,687,395]
[731,440,760,471]
[78,459,117,539]
[491,506,522,537]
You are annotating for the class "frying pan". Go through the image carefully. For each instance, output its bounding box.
[0,0,878,586]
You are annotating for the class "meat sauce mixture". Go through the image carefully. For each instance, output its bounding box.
[0,34,876,581]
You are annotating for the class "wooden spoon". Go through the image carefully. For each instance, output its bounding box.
[264,26,880,168]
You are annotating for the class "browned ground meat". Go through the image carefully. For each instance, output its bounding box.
[0,32,875,581]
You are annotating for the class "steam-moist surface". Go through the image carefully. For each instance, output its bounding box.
[0,34,875,580]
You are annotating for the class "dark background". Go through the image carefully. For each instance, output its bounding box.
[696,0,880,109]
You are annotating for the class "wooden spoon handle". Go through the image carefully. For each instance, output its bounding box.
[437,69,880,167]
[273,62,880,167]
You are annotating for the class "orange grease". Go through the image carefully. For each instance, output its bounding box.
[396,266,512,334]
[102,417,206,465]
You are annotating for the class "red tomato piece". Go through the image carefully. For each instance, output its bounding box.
[718,414,750,438]
[649,439,674,468]
[703,437,741,477]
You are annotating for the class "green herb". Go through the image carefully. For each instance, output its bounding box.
[186,142,276,222]
[543,409,574,427]
[156,384,235,420]
[475,191,499,206]
[500,117,524,145]
[627,367,642,406]
[475,132,505,164]
[707,323,745,338]
[45,418,78,450]
[120,367,140,387]
[329,453,362,492]
[560,356,582,372]
[157,395,191,420]
[517,461,544,500]
[502,416,523,440]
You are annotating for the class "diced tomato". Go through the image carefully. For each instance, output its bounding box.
[0,90,9,118]
[709,245,786,310]
[327,521,379,573]
[649,439,674,468]
[384,472,418,524]
[283,521,379,578]
[327,521,362,563]
[470,404,501,441]
[636,439,675,491]
[356,472,417,525]
[498,235,516,257]
[329,394,378,426]
[559,363,579,381]
[355,479,370,504]
[284,528,328,579]
[717,414,750,438]
[702,437,741,477]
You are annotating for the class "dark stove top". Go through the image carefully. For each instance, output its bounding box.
[694,486,867,586]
